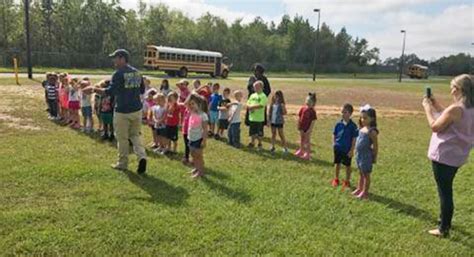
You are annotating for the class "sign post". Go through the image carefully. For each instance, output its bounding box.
[13,58,20,85]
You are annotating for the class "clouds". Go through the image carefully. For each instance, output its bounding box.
[280,0,473,59]
[120,0,473,59]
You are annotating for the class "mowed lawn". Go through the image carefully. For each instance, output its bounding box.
[0,76,472,255]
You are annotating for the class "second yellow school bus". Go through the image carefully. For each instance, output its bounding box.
[143,45,231,78]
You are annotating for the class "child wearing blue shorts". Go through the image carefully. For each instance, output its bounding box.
[208,83,222,137]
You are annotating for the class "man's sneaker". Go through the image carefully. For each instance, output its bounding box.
[111,164,127,171]
[137,159,147,174]
[331,178,340,187]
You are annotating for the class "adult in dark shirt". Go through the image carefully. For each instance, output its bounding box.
[93,49,147,174]
[246,63,271,125]
[247,63,271,97]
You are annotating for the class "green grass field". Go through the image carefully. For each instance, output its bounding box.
[0,75,472,255]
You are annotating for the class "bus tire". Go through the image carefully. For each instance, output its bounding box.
[221,70,229,79]
[179,67,188,78]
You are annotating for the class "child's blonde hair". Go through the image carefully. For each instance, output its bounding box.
[233,90,243,98]
[153,92,166,102]
[167,91,178,102]
[452,74,474,108]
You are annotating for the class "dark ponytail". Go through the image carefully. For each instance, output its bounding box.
[360,108,379,133]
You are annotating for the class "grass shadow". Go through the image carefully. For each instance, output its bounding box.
[200,168,251,204]
[260,136,314,150]
[369,192,473,249]
[124,170,189,206]
[240,146,333,168]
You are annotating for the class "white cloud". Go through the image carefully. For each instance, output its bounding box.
[120,0,474,59]
[367,5,474,60]
[121,0,275,23]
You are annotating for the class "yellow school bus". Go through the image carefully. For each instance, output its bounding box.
[143,45,230,78]
[407,64,429,79]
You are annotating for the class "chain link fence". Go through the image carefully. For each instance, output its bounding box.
[1,49,399,74]
[0,49,142,70]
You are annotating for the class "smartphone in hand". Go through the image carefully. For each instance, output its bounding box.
[425,86,432,98]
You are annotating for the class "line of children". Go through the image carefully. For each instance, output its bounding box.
[42,75,380,189]
[41,74,115,139]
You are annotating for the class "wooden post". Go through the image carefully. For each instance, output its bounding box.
[13,58,20,85]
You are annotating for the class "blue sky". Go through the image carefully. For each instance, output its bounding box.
[121,0,474,60]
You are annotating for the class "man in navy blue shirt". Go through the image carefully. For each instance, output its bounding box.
[93,49,147,174]
[332,104,358,188]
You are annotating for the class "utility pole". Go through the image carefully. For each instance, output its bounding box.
[312,9,320,82]
[398,30,406,83]
[24,0,32,79]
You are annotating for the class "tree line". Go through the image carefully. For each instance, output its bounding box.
[0,0,471,75]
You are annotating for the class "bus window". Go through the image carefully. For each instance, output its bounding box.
[177,54,182,61]
[171,54,176,60]
[204,56,209,63]
[159,52,166,59]
[210,57,215,63]
[191,55,196,62]
[186,55,191,61]
[166,53,170,60]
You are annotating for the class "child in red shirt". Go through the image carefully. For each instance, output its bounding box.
[161,92,181,155]
[295,93,317,160]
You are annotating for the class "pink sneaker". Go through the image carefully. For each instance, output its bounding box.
[301,152,311,160]
[356,192,369,200]
[294,149,303,157]
[351,189,361,196]
[191,170,204,178]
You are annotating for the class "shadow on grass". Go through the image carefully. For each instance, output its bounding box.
[124,170,189,206]
[260,136,314,150]
[200,168,251,204]
[369,192,473,249]
[66,124,249,204]
[240,146,333,168]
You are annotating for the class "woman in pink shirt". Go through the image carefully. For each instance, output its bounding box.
[423,74,474,237]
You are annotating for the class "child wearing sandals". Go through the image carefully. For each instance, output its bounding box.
[227,90,243,148]
[79,79,94,133]
[151,93,167,153]
[58,73,70,123]
[268,90,288,153]
[185,93,209,178]
[295,93,317,160]
[352,104,379,200]
[68,78,81,129]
